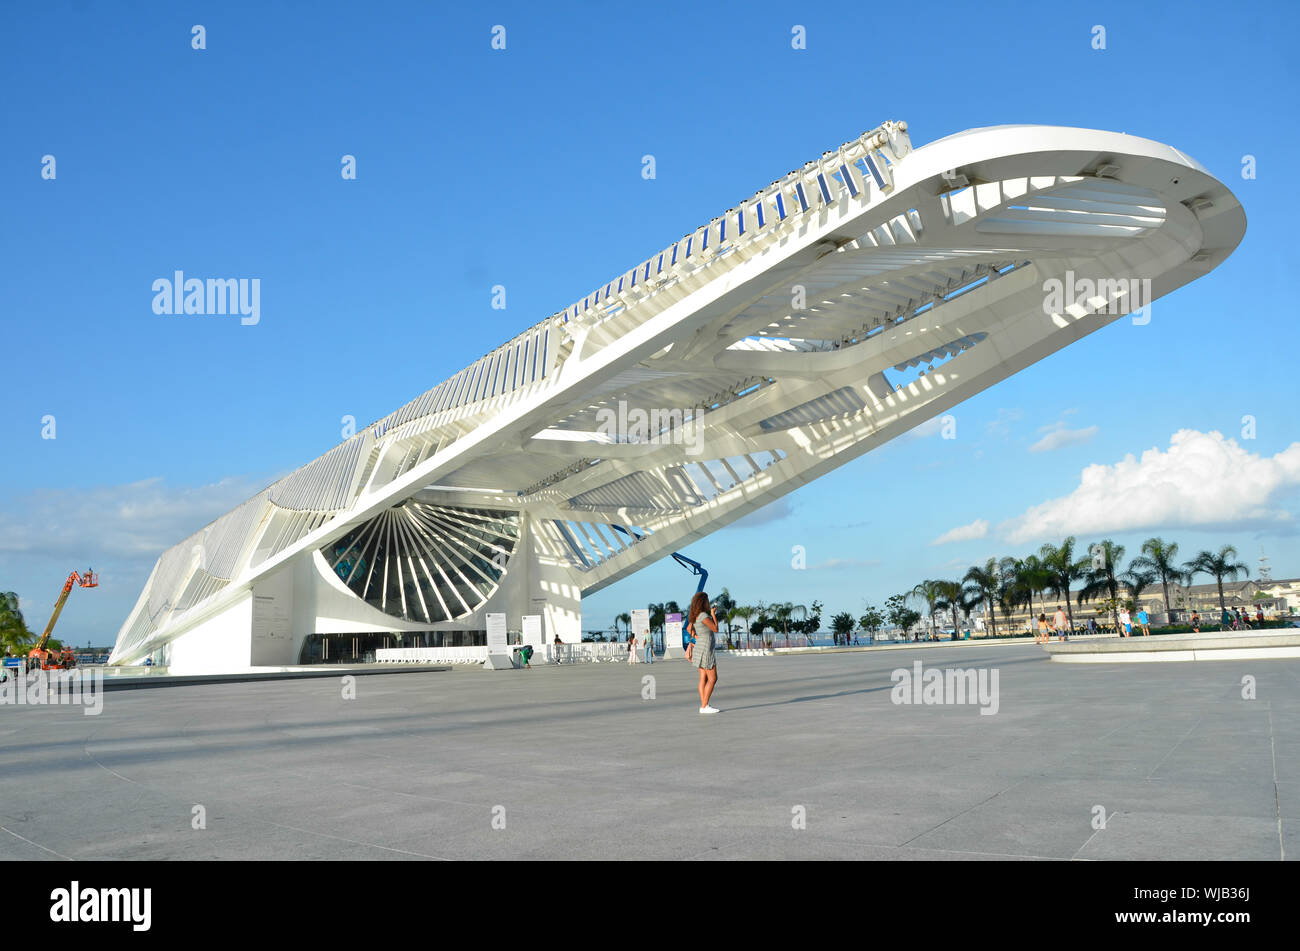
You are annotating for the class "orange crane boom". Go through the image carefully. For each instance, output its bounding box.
[29,569,98,670]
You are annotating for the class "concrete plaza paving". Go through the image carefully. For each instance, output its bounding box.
[1,643,1296,860]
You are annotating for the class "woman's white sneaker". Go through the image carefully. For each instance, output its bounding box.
[699,705,720,714]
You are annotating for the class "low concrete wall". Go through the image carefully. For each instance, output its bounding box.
[378,646,491,665]
[67,663,451,691]
[376,643,634,665]
[1045,630,1300,663]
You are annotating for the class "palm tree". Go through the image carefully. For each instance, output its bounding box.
[771,602,799,648]
[934,580,964,639]
[713,589,737,646]
[613,611,631,644]
[752,606,775,648]
[0,591,33,654]
[997,557,1027,633]
[788,603,809,647]
[963,559,1001,638]
[1040,537,1088,633]
[647,603,666,646]
[1079,540,1126,633]
[993,553,1024,621]
[1185,546,1250,614]
[910,580,946,641]
[1017,555,1053,619]
[959,585,984,636]
[1121,567,1157,612]
[1130,537,1188,624]
[730,605,755,649]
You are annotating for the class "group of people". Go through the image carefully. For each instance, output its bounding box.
[1030,607,1163,642]
[1116,607,1151,637]
[1189,605,1266,633]
[1033,606,1075,644]
[625,632,655,664]
[1030,607,1155,643]
[1033,603,1272,640]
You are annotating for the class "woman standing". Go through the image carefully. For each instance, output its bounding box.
[686,591,720,714]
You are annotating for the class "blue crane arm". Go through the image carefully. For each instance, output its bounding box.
[669,552,708,593]
[608,525,707,593]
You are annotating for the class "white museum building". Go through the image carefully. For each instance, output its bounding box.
[109,121,1245,672]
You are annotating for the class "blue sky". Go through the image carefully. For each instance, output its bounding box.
[2,0,1298,644]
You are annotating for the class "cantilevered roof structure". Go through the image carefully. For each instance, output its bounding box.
[111,121,1245,672]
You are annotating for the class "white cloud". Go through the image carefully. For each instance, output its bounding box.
[930,518,990,546]
[1001,430,1300,544]
[0,475,275,561]
[1029,422,1098,453]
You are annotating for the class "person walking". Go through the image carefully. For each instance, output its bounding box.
[628,633,638,664]
[1118,607,1132,637]
[1191,612,1201,633]
[1135,606,1150,636]
[686,592,720,714]
[643,629,654,664]
[1053,604,1070,642]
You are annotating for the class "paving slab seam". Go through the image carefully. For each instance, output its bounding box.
[896,721,1131,853]
[1269,705,1285,861]
[1,825,73,860]
[1144,713,1206,781]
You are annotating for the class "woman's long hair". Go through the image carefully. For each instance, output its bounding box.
[688,591,710,628]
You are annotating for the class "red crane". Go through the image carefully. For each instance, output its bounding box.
[28,569,98,671]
